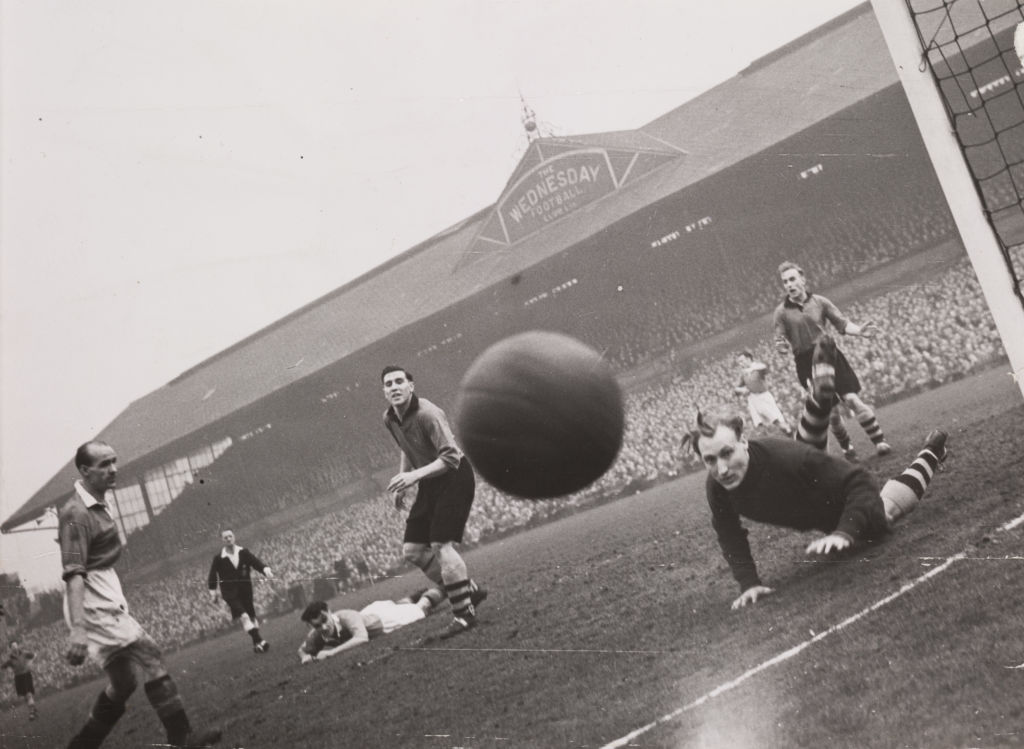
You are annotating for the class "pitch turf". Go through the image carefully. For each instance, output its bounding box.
[3,366,1022,749]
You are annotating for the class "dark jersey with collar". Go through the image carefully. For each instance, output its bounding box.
[383,393,463,472]
[208,547,268,602]
[706,438,888,591]
[59,490,123,581]
[773,292,850,355]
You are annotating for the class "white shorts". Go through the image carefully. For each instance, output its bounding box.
[63,568,150,667]
[747,391,786,427]
[359,600,425,634]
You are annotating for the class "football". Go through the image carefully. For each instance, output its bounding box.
[454,331,625,499]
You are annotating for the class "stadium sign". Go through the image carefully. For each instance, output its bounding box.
[499,150,616,243]
[467,140,681,257]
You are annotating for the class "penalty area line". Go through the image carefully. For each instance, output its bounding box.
[600,551,966,749]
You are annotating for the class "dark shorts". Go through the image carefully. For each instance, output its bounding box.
[404,459,476,545]
[224,591,257,620]
[14,672,34,696]
[794,345,862,397]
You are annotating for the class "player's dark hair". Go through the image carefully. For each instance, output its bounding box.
[300,601,329,624]
[739,350,753,359]
[680,408,745,456]
[74,440,112,470]
[381,365,413,383]
[778,260,804,277]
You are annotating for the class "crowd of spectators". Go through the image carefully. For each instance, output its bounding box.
[3,243,1018,706]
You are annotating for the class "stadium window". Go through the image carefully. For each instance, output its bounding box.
[212,437,232,458]
[144,468,172,515]
[111,483,150,541]
[188,445,215,472]
[161,457,193,508]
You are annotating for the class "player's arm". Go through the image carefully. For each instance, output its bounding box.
[208,558,220,601]
[803,453,881,555]
[708,490,770,607]
[821,296,879,338]
[316,611,369,660]
[388,410,458,495]
[59,509,91,666]
[772,309,792,353]
[245,549,273,579]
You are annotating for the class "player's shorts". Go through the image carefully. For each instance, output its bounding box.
[360,600,426,634]
[747,391,786,427]
[14,672,34,696]
[224,591,257,620]
[101,634,166,682]
[404,459,475,545]
[794,345,861,396]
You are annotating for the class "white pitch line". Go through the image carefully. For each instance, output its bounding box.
[600,552,966,749]
[602,509,1024,748]
[408,647,672,655]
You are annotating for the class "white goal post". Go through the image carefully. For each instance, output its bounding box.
[870,0,1024,400]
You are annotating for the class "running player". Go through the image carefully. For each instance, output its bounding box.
[207,530,273,653]
[773,260,891,459]
[61,440,220,749]
[734,350,793,436]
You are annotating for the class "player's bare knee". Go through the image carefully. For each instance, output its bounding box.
[403,542,430,567]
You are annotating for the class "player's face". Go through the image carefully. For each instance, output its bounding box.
[697,425,750,490]
[79,444,118,495]
[309,611,334,636]
[222,531,235,546]
[382,370,414,408]
[780,268,807,302]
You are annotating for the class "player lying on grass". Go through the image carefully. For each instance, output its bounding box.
[298,588,444,663]
[684,336,948,610]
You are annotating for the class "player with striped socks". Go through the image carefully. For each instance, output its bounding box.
[685,335,948,609]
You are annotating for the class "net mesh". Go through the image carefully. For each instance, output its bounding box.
[904,0,1024,306]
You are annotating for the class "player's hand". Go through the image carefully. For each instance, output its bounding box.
[775,340,790,354]
[65,628,89,666]
[208,589,219,602]
[859,320,880,338]
[316,651,331,662]
[300,653,314,665]
[731,585,774,609]
[263,567,274,580]
[806,533,852,555]
[387,471,418,495]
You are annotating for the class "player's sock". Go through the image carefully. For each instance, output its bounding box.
[248,628,263,645]
[444,580,476,621]
[879,447,941,522]
[144,675,190,745]
[829,409,853,452]
[796,392,830,450]
[68,691,126,749]
[855,408,886,446]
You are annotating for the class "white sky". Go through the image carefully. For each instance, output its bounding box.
[0,0,865,591]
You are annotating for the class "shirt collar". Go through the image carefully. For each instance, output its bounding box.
[782,290,813,310]
[74,480,108,509]
[387,393,420,424]
[221,545,243,558]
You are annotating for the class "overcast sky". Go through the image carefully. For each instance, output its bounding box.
[1,0,865,591]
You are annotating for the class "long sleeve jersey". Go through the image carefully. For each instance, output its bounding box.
[706,438,888,591]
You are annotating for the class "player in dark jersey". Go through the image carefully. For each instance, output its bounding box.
[207,530,273,653]
[773,260,891,460]
[62,440,220,749]
[2,640,38,721]
[686,339,947,609]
